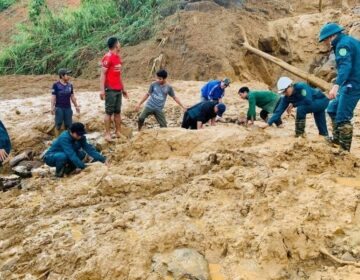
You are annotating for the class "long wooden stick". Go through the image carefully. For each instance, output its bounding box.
[241,42,332,92]
[319,0,323,12]
[320,247,360,267]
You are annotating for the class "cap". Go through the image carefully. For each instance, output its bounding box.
[216,103,226,117]
[223,78,231,87]
[70,122,86,136]
[58,68,72,77]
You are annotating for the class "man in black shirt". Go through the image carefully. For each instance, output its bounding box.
[181,101,226,130]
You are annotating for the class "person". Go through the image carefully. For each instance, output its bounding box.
[319,22,360,151]
[51,69,80,135]
[44,123,107,178]
[200,78,231,102]
[135,69,187,131]
[100,37,129,142]
[238,86,283,127]
[260,77,329,137]
[0,120,11,166]
[181,101,226,130]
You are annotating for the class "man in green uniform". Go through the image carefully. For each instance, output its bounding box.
[238,87,283,126]
[319,22,360,151]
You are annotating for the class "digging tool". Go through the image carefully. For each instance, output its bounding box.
[241,42,332,92]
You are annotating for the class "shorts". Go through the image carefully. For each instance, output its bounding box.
[55,107,73,129]
[105,89,122,115]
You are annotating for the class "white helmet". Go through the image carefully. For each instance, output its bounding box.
[277,77,293,93]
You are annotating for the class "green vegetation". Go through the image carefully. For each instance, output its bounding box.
[0,0,17,11]
[0,0,179,75]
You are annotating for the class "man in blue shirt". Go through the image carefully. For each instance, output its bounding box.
[319,23,360,151]
[44,123,107,177]
[200,78,231,102]
[0,120,11,167]
[261,77,329,137]
[51,69,80,135]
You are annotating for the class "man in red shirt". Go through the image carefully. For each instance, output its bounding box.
[100,37,129,142]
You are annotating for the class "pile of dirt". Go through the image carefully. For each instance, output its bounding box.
[1,78,360,279]
[80,2,360,90]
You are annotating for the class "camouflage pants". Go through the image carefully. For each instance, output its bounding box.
[327,87,360,151]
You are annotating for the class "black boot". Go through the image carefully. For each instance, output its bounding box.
[295,119,306,137]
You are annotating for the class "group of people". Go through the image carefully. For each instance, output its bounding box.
[1,22,359,177]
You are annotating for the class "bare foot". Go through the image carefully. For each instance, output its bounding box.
[105,133,113,142]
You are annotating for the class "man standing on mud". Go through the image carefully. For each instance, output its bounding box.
[135,69,187,131]
[319,23,360,151]
[0,120,11,167]
[100,37,129,142]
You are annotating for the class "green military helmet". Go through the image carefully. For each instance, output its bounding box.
[319,22,345,42]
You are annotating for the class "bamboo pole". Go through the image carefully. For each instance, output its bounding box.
[241,42,332,92]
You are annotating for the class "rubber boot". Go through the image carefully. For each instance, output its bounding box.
[295,118,306,137]
[338,122,353,152]
[331,118,340,145]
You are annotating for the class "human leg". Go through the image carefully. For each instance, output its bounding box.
[138,107,153,131]
[153,109,167,128]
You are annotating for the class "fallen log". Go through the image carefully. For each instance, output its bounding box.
[241,42,332,92]
[9,150,34,167]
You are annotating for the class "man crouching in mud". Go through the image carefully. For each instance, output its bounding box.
[43,123,109,177]
[0,120,11,168]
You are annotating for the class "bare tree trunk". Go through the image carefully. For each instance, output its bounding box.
[241,42,332,92]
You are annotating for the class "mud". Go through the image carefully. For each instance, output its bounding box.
[1,78,360,279]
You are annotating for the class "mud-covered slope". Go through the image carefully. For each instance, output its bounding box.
[1,80,360,279]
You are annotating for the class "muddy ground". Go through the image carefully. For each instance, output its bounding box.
[1,77,360,279]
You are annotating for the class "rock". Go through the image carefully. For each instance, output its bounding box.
[342,251,356,262]
[152,248,209,280]
[9,150,33,167]
[211,175,229,189]
[121,126,133,139]
[0,175,21,191]
[12,161,43,178]
[31,165,52,178]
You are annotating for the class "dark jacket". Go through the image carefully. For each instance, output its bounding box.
[187,101,217,123]
[45,131,106,169]
[332,33,360,90]
[0,121,11,155]
[268,82,326,125]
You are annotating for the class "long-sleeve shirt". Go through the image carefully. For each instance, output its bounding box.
[201,80,224,101]
[268,83,326,125]
[187,101,217,123]
[45,131,106,169]
[246,91,281,119]
[332,33,360,90]
[0,121,11,155]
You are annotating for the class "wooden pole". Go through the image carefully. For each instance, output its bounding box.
[319,0,323,12]
[241,42,332,92]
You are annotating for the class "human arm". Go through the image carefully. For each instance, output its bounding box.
[51,95,56,115]
[335,46,352,89]
[247,94,256,122]
[81,137,106,163]
[70,92,80,114]
[135,93,150,111]
[100,67,108,100]
[172,96,187,111]
[210,118,216,126]
[59,137,86,169]
[266,97,289,127]
[197,121,203,129]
